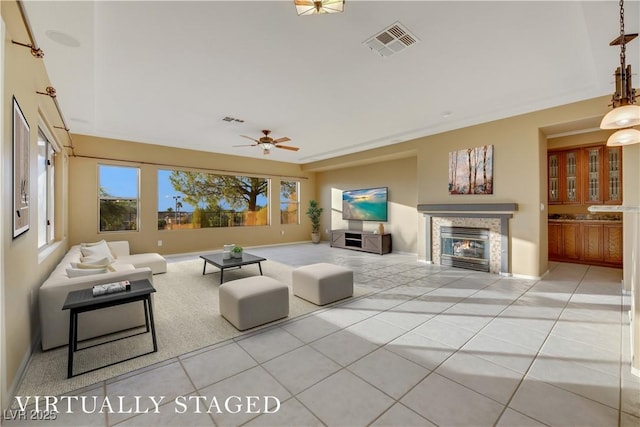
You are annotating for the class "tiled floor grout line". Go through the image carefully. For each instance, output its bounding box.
[229,268,478,426]
[14,250,633,427]
[372,271,543,426]
[485,268,583,426]
[328,271,513,426]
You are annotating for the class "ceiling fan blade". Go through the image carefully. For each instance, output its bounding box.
[273,137,291,144]
[294,0,315,5]
[275,145,300,151]
[240,135,261,143]
[233,144,257,147]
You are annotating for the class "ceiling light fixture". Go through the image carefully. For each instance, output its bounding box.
[295,0,344,16]
[601,0,640,146]
[607,128,640,146]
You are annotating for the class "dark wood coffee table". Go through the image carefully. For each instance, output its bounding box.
[62,279,157,378]
[200,252,266,284]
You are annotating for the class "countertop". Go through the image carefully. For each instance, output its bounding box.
[548,213,622,223]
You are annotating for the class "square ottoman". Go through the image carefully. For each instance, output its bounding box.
[292,263,353,305]
[219,276,289,330]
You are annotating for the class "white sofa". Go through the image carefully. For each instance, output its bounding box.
[39,241,167,350]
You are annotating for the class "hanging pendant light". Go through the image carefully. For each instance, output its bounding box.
[295,0,344,16]
[600,0,640,137]
[607,128,640,146]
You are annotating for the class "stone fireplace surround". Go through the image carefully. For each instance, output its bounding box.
[417,203,518,275]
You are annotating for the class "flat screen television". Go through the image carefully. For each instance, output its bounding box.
[342,187,388,222]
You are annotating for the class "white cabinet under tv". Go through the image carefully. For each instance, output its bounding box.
[330,230,392,255]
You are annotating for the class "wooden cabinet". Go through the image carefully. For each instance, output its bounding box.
[331,230,392,255]
[562,222,581,261]
[548,144,622,206]
[548,222,563,259]
[547,150,582,204]
[603,224,623,264]
[548,221,622,267]
[581,223,604,262]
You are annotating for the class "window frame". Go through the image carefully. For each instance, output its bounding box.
[280,180,300,225]
[36,123,58,250]
[98,164,140,233]
[157,168,271,230]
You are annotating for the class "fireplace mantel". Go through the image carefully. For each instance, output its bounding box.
[417,203,518,214]
[419,203,517,275]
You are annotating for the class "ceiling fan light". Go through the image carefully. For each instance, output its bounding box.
[600,104,640,129]
[295,0,344,16]
[607,128,640,146]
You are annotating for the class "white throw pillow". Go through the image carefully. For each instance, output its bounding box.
[66,267,108,278]
[71,257,116,272]
[80,240,115,263]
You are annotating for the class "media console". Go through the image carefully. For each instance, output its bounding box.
[330,230,392,255]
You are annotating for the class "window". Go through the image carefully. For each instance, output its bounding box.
[280,180,299,225]
[99,165,139,232]
[37,128,56,248]
[157,169,269,230]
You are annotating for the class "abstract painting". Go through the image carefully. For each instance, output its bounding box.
[448,145,493,194]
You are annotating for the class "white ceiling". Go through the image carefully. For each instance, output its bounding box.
[22,0,639,163]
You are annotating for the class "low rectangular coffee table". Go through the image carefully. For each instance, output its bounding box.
[200,252,266,284]
[62,279,157,378]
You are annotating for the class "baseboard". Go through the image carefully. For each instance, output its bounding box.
[511,272,543,281]
[4,332,40,411]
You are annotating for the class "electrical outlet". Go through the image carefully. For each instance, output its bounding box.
[158,240,163,246]
[280,230,285,236]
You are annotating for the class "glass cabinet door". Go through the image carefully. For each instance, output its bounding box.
[548,153,560,203]
[565,151,579,203]
[585,147,602,203]
[606,147,622,203]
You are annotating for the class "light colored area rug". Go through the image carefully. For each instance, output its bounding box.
[16,258,347,399]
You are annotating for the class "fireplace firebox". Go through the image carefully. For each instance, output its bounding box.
[440,226,490,272]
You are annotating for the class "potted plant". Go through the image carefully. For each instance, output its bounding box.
[231,245,243,259]
[306,200,324,244]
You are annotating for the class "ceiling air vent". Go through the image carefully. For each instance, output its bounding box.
[363,22,419,58]
[222,116,244,123]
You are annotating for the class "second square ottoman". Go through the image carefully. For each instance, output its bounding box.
[292,263,353,305]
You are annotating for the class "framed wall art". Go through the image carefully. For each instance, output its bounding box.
[13,96,30,238]
[448,145,494,195]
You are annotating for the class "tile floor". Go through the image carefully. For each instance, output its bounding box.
[5,243,640,426]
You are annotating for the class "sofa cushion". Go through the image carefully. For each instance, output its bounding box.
[117,253,167,274]
[80,240,115,262]
[66,267,108,278]
[71,256,116,271]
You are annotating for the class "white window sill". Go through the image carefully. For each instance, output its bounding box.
[38,240,64,264]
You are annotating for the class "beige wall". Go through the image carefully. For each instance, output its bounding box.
[1,0,71,409]
[68,135,316,255]
[314,156,418,253]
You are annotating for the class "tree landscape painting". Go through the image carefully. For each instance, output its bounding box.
[448,145,494,194]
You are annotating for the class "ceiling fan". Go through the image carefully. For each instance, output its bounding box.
[235,130,299,155]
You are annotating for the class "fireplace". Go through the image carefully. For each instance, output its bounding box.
[417,203,517,275]
[441,226,490,272]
